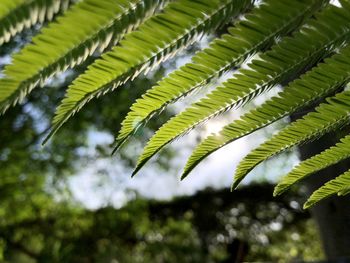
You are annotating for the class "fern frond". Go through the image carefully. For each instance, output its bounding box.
[0,0,167,115]
[304,169,350,208]
[0,0,71,45]
[133,4,350,176]
[274,135,350,196]
[233,89,350,190]
[46,0,253,143]
[115,0,327,150]
[183,45,350,179]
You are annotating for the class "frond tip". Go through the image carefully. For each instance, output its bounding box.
[274,134,350,196]
[304,169,350,209]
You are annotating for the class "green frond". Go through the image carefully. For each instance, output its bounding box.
[274,135,350,196]
[0,0,167,114]
[46,0,253,144]
[304,169,350,209]
[133,4,350,176]
[338,186,350,196]
[183,44,350,179]
[115,0,327,150]
[233,89,350,190]
[0,0,71,45]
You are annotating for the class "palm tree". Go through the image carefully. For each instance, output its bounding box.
[1,0,350,258]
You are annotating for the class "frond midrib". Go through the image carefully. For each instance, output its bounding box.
[0,0,71,44]
[134,19,350,176]
[182,45,350,179]
[232,91,350,189]
[115,0,325,149]
[274,134,350,196]
[47,0,246,143]
[0,0,154,113]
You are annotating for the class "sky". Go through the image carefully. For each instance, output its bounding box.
[69,88,299,209]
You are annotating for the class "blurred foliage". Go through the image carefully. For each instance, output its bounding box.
[0,183,324,263]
